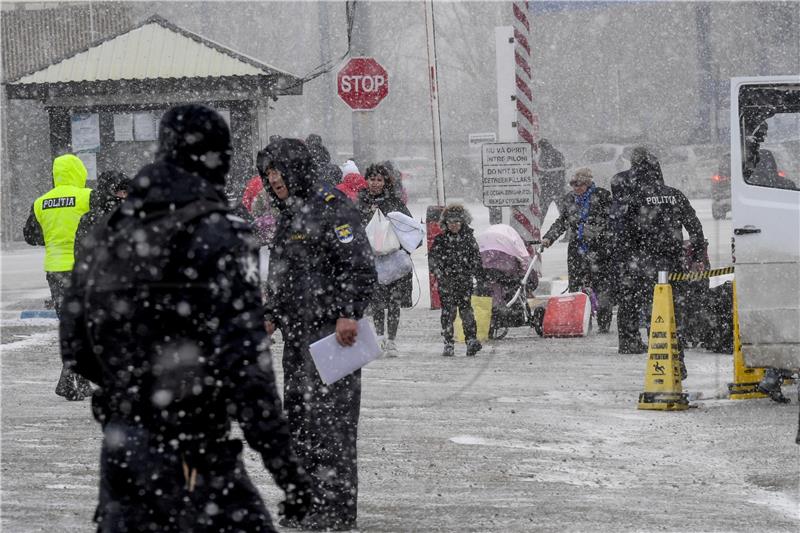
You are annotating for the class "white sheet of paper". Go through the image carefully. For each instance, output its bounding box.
[113,113,134,141]
[309,318,381,385]
[133,112,157,141]
[71,113,100,152]
[75,152,97,182]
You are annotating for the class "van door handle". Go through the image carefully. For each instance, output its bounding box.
[733,227,761,235]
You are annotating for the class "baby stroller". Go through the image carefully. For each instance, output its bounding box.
[475,225,539,339]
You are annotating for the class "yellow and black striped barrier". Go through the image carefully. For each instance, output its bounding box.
[668,266,734,282]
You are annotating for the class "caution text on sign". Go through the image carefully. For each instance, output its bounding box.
[481,142,533,207]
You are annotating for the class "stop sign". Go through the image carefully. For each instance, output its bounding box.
[337,57,389,111]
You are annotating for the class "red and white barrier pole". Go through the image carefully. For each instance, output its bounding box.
[509,1,543,271]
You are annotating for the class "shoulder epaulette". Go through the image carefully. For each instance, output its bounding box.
[316,184,337,203]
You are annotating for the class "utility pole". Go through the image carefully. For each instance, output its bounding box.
[424,0,446,206]
[318,1,335,153]
[694,3,713,143]
[349,2,376,167]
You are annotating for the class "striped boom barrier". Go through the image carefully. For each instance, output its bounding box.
[668,266,734,282]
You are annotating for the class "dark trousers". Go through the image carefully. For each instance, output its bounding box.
[617,271,689,358]
[440,289,476,343]
[46,271,71,317]
[282,323,360,529]
[567,251,612,331]
[616,271,648,348]
[96,422,275,532]
[47,271,93,399]
[373,303,400,339]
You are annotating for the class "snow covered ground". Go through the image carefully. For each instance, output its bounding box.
[2,200,797,532]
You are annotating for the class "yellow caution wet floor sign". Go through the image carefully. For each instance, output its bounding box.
[638,280,689,411]
[727,281,768,399]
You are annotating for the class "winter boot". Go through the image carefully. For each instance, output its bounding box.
[442,342,455,357]
[466,339,482,357]
[384,339,398,358]
[758,369,791,403]
[55,365,87,401]
[618,340,648,354]
[378,336,386,356]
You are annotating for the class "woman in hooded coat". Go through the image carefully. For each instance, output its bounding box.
[74,170,130,250]
[356,163,413,357]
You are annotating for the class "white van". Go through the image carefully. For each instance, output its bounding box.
[731,75,800,370]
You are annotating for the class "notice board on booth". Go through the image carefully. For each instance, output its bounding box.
[481,142,533,207]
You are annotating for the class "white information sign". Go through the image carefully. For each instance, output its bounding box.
[481,142,533,207]
[113,113,134,141]
[71,113,100,152]
[133,112,157,141]
[75,152,97,182]
[217,109,230,127]
[469,132,496,150]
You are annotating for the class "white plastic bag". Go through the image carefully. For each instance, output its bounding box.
[375,249,413,285]
[365,209,401,255]
[387,211,425,252]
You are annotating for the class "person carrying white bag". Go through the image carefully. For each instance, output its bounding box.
[358,163,422,357]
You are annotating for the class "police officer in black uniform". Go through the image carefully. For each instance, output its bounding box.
[260,138,376,531]
[610,147,655,351]
[60,105,311,532]
[618,151,705,374]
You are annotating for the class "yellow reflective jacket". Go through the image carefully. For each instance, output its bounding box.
[33,154,92,272]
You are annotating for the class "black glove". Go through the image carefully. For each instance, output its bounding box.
[278,477,313,524]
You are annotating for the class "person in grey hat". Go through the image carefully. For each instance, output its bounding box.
[542,167,613,332]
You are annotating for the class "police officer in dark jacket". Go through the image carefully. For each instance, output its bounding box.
[59,105,311,532]
[542,168,614,332]
[74,170,130,249]
[609,148,664,260]
[259,138,376,531]
[306,133,343,187]
[618,151,705,369]
[609,147,660,327]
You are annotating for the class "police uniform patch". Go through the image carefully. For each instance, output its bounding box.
[335,224,354,243]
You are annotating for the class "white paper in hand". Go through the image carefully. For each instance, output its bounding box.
[309,318,382,384]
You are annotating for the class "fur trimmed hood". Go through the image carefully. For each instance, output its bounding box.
[439,204,472,227]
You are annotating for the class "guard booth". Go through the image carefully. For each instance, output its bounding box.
[4,15,303,199]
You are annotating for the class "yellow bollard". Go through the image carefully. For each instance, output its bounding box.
[727,281,769,399]
[638,272,690,411]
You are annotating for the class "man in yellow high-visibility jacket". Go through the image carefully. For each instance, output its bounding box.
[24,153,93,400]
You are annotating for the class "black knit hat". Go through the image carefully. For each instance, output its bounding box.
[156,104,232,186]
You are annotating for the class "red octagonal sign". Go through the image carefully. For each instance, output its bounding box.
[337,57,389,111]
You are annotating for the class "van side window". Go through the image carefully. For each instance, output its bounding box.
[741,109,800,191]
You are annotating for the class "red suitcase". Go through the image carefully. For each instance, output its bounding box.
[541,292,591,337]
